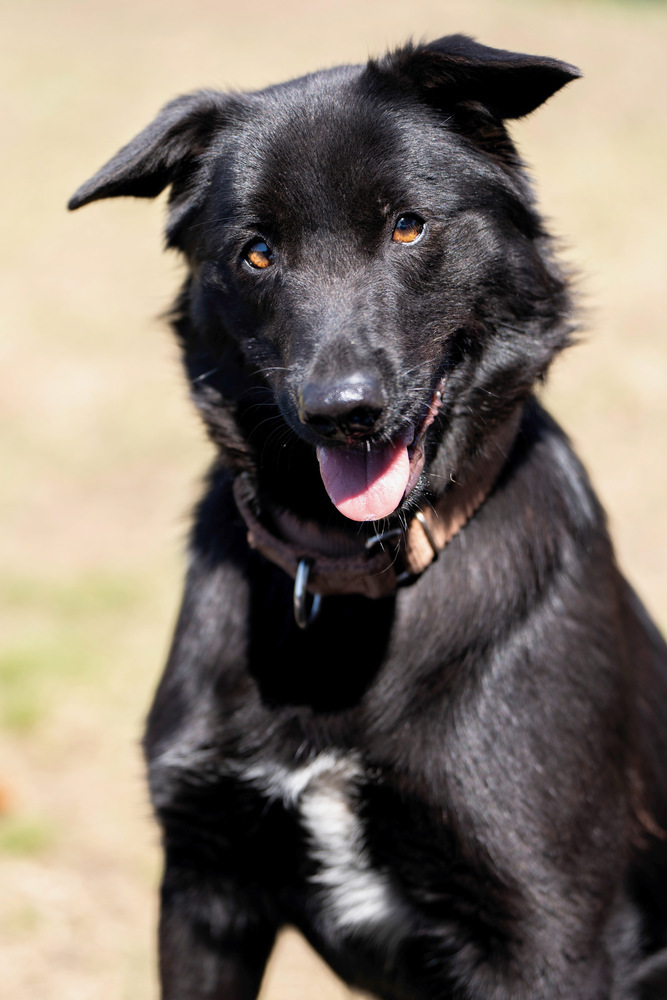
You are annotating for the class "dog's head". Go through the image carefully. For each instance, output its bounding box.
[70,36,579,527]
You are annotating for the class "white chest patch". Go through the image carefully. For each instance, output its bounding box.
[155,744,408,936]
[243,752,400,933]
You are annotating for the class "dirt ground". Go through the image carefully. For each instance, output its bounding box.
[1,0,666,997]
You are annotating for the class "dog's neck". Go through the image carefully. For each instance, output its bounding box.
[232,407,522,603]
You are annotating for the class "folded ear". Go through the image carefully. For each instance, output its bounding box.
[68,90,229,211]
[375,34,581,119]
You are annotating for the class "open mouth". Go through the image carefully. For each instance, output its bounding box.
[316,377,445,522]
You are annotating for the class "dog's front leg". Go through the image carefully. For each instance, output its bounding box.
[145,492,281,1000]
[158,850,277,1000]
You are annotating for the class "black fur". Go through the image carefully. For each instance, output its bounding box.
[70,36,667,1000]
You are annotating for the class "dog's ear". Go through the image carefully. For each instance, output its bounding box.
[376,34,581,119]
[68,90,228,212]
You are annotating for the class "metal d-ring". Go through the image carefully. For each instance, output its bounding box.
[413,510,440,561]
[293,559,322,629]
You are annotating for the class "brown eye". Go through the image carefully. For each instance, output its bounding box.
[392,214,425,244]
[244,240,274,269]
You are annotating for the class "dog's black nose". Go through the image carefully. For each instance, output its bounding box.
[298,374,385,442]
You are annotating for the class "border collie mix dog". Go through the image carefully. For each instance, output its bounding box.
[70,35,667,1000]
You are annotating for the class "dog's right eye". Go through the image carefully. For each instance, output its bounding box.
[243,240,274,270]
[392,214,425,244]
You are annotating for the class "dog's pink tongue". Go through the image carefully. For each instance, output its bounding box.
[316,441,410,521]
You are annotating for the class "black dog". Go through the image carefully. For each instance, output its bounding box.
[70,35,667,1000]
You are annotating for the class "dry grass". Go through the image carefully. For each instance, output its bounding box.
[1,1,665,997]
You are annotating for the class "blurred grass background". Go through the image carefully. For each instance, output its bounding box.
[1,0,665,997]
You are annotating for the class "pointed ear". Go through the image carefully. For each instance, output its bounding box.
[68,90,229,211]
[376,34,581,119]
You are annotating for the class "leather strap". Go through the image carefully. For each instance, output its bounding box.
[233,409,521,599]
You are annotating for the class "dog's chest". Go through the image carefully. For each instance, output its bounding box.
[236,751,406,934]
[155,730,509,952]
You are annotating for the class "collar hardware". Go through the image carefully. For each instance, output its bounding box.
[232,408,521,627]
[413,510,440,561]
[294,559,322,629]
[365,526,412,586]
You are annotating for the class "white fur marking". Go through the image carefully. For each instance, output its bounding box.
[158,746,402,934]
[240,751,344,806]
[299,759,395,930]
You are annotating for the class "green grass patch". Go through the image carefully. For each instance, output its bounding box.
[0,570,153,732]
[0,635,92,731]
[0,815,56,855]
[0,571,144,618]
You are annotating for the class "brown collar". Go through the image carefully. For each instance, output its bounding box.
[233,409,521,610]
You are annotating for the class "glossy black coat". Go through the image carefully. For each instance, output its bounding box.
[70,36,667,1000]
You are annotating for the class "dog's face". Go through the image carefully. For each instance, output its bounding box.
[70,36,579,525]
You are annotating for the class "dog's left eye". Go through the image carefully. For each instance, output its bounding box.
[243,240,274,269]
[392,214,425,244]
